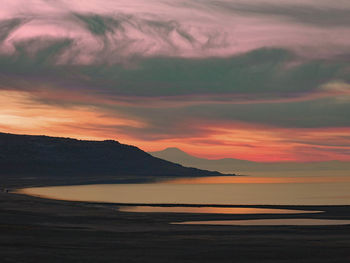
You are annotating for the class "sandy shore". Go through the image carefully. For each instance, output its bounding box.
[1,189,350,262]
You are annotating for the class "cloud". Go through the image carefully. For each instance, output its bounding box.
[74,14,117,36]
[1,0,350,60]
[0,44,348,102]
[208,1,350,27]
[99,96,350,143]
[1,0,350,162]
[1,41,350,136]
[0,18,27,42]
[2,87,350,162]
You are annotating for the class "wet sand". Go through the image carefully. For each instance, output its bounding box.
[1,189,350,262]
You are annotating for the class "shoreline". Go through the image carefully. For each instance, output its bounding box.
[1,184,350,262]
[10,190,350,220]
[13,180,350,207]
[11,189,347,210]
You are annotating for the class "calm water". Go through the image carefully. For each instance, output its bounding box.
[118,206,322,214]
[17,175,350,205]
[173,219,350,226]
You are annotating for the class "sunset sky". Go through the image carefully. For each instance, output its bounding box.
[1,0,350,162]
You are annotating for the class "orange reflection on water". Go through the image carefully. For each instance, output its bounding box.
[173,219,350,226]
[119,206,321,214]
[166,176,350,184]
[17,177,350,205]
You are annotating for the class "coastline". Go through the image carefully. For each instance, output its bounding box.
[1,190,350,262]
[1,176,350,262]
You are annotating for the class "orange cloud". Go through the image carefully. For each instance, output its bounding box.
[0,90,144,140]
[1,89,350,163]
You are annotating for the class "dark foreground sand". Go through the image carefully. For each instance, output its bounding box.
[1,190,350,263]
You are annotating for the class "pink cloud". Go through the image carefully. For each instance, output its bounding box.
[1,0,350,63]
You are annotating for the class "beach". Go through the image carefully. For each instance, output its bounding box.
[1,189,350,263]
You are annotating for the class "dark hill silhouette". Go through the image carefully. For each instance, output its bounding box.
[0,132,229,187]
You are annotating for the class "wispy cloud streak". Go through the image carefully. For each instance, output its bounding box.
[1,0,350,60]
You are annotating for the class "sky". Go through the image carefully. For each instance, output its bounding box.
[1,0,350,162]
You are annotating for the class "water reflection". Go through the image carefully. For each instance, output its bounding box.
[173,219,350,226]
[119,206,322,214]
[166,176,350,184]
[17,175,350,205]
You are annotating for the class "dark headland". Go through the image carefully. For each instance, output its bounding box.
[1,132,350,263]
[0,132,227,188]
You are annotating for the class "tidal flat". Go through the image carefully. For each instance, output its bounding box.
[1,188,350,262]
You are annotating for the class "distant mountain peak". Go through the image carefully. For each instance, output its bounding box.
[161,147,187,153]
[149,145,350,174]
[150,147,192,157]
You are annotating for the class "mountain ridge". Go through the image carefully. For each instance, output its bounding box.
[0,132,231,187]
[149,147,350,174]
